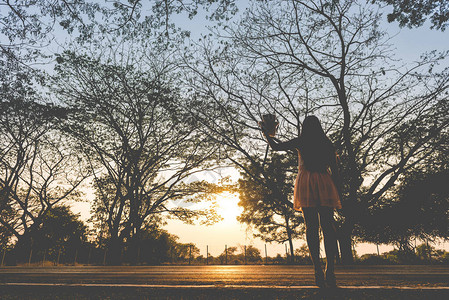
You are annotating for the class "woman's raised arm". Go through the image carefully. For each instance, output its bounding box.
[263,133,300,152]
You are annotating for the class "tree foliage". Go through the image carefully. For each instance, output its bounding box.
[14,205,89,263]
[357,157,449,251]
[0,0,237,64]
[375,0,449,31]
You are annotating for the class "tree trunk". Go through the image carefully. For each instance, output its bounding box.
[288,237,295,264]
[107,236,122,265]
[127,229,142,265]
[332,79,359,265]
[13,235,32,263]
[285,217,295,264]
[337,222,354,264]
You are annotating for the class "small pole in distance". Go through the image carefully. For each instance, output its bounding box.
[189,244,192,265]
[244,245,247,265]
[137,247,140,265]
[28,248,33,266]
[42,250,46,267]
[103,249,107,266]
[74,249,78,266]
[265,244,268,264]
[225,245,227,265]
[57,249,61,265]
[1,249,6,267]
[88,247,92,265]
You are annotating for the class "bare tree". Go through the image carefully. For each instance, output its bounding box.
[54,50,221,264]
[183,0,449,263]
[0,61,87,260]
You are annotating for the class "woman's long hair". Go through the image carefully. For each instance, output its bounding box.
[298,116,335,172]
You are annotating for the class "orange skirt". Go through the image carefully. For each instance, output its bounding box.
[294,169,342,211]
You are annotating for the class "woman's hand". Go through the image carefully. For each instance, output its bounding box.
[258,121,268,137]
[258,123,300,152]
[263,114,278,125]
[259,114,279,138]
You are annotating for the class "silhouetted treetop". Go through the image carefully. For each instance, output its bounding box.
[374,0,449,31]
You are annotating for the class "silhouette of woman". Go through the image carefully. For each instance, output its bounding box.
[260,115,341,288]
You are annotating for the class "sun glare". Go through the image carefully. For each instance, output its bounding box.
[217,192,243,224]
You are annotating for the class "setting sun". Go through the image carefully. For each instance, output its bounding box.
[216,192,243,224]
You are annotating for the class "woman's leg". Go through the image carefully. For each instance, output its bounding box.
[318,207,337,285]
[302,208,322,272]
